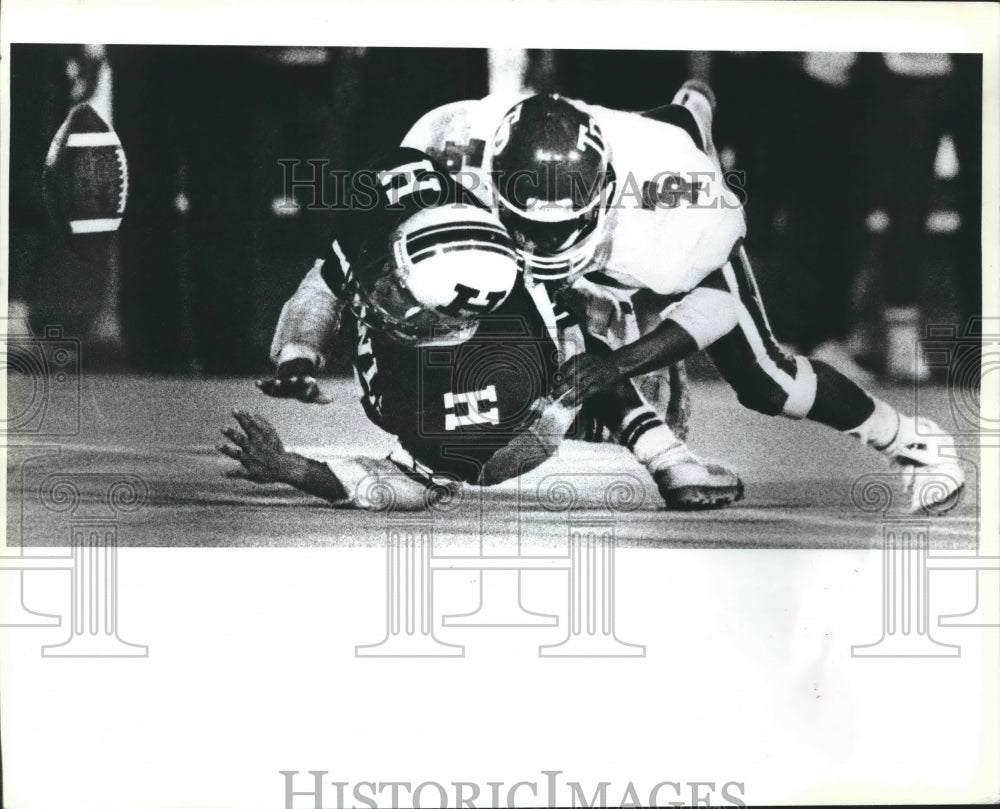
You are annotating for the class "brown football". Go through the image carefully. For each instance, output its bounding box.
[43,103,128,261]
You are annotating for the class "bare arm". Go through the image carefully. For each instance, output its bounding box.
[218,411,446,510]
[554,276,739,407]
[218,410,349,502]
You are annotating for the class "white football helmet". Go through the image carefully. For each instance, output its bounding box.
[347,203,520,342]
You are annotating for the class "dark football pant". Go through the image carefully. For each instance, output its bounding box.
[707,241,877,432]
[601,101,879,436]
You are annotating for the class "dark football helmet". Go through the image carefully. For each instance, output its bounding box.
[489,94,614,282]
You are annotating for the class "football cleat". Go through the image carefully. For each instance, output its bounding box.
[652,447,744,511]
[671,79,719,165]
[883,415,965,514]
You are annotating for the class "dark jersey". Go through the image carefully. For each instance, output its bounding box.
[314,146,560,483]
[347,275,559,483]
[318,146,483,301]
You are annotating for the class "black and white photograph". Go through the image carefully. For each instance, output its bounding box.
[2,1,998,807]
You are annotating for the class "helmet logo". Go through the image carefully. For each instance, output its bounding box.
[438,283,508,318]
[576,120,606,155]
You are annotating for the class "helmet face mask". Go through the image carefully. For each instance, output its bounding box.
[362,264,470,340]
[489,94,613,282]
[497,195,603,256]
[346,204,520,344]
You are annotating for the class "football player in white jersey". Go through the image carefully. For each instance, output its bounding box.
[400,82,964,514]
[402,90,748,510]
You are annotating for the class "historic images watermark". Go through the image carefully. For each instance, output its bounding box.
[350,304,649,657]
[354,471,647,659]
[1,319,148,656]
[275,159,748,214]
[2,322,82,437]
[279,769,748,809]
[851,318,999,658]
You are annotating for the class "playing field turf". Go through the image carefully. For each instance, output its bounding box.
[6,375,979,549]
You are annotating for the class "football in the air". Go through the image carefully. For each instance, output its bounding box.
[43,103,128,261]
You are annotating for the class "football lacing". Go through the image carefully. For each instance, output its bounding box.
[116,145,128,215]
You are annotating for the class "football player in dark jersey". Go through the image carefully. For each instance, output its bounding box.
[219,148,578,509]
[221,147,742,509]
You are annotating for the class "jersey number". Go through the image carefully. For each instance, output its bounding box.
[429,138,486,172]
[641,175,703,209]
[444,386,499,431]
[378,160,442,205]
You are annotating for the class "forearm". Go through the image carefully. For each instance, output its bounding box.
[610,319,699,379]
[284,452,448,511]
[270,259,344,369]
[279,453,350,504]
[610,284,738,379]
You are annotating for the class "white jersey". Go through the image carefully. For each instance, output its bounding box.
[402,93,747,297]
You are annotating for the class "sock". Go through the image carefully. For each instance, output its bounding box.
[619,406,686,473]
[806,358,877,430]
[803,358,903,453]
[846,396,902,452]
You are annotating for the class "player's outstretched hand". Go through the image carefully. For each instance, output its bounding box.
[553,353,622,408]
[218,410,296,484]
[256,358,332,404]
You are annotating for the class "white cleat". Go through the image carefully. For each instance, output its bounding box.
[651,446,744,511]
[883,416,965,514]
[671,79,719,164]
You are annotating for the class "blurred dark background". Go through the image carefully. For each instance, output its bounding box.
[7,45,983,382]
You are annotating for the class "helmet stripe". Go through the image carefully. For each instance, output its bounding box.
[405,223,517,262]
[409,241,518,264]
[406,220,511,242]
